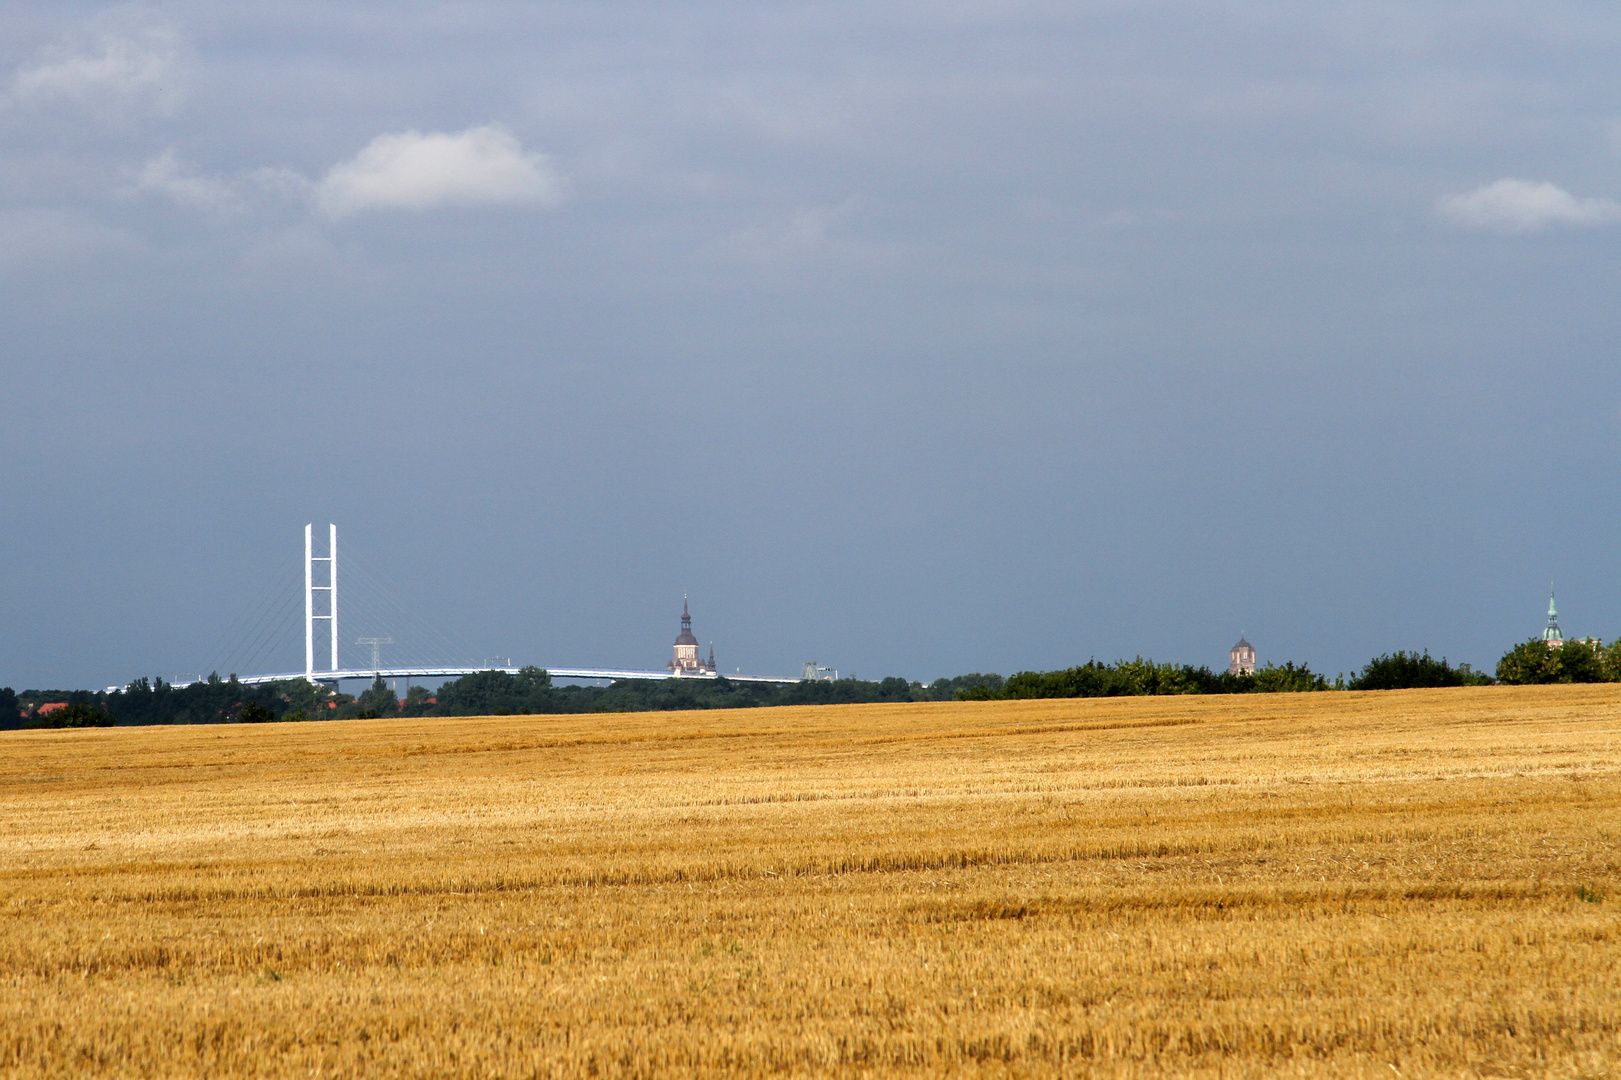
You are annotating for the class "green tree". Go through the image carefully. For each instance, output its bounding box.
[877,676,913,700]
[238,701,275,723]
[0,687,18,730]
[1349,651,1493,690]
[276,679,337,715]
[933,673,1003,700]
[1245,662,1328,693]
[1497,639,1566,684]
[515,666,552,694]
[1556,639,1605,683]
[357,677,399,716]
[436,669,516,715]
[1601,640,1621,682]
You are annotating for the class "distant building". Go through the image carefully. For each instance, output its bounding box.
[1229,637,1256,676]
[1543,590,1564,649]
[668,596,717,676]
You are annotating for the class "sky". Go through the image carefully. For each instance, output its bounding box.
[4,1,1621,690]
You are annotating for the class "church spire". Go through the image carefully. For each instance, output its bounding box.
[1543,586,1563,644]
[671,594,700,672]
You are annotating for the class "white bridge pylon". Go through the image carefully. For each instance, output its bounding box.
[304,523,338,683]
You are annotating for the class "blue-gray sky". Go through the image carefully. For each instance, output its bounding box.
[4,1,1620,689]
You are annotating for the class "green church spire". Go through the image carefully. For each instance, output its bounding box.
[1543,587,1563,644]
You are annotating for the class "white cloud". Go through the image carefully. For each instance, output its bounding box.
[123,129,558,226]
[9,26,181,113]
[128,152,313,218]
[1437,179,1621,233]
[314,126,563,218]
[132,151,246,215]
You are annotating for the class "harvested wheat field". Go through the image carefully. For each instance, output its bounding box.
[1,687,1619,1079]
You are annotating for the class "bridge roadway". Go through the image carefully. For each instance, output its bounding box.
[230,667,800,687]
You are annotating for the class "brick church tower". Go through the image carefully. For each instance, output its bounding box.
[1229,636,1256,676]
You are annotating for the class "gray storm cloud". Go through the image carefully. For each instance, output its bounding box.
[4,2,1621,689]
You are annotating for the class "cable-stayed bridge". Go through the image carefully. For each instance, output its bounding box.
[181,524,799,690]
[231,666,796,687]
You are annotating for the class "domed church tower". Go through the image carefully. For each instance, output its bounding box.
[668,596,715,675]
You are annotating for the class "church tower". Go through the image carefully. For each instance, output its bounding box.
[1229,636,1256,675]
[1543,589,1564,649]
[669,596,705,674]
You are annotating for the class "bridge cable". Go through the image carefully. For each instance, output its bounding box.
[195,552,301,682]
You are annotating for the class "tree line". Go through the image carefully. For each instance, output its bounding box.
[0,675,340,729]
[0,670,1009,728]
[937,639,1610,698]
[0,635,1610,728]
[955,651,1498,700]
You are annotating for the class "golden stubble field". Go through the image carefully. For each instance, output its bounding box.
[1,687,1618,1079]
